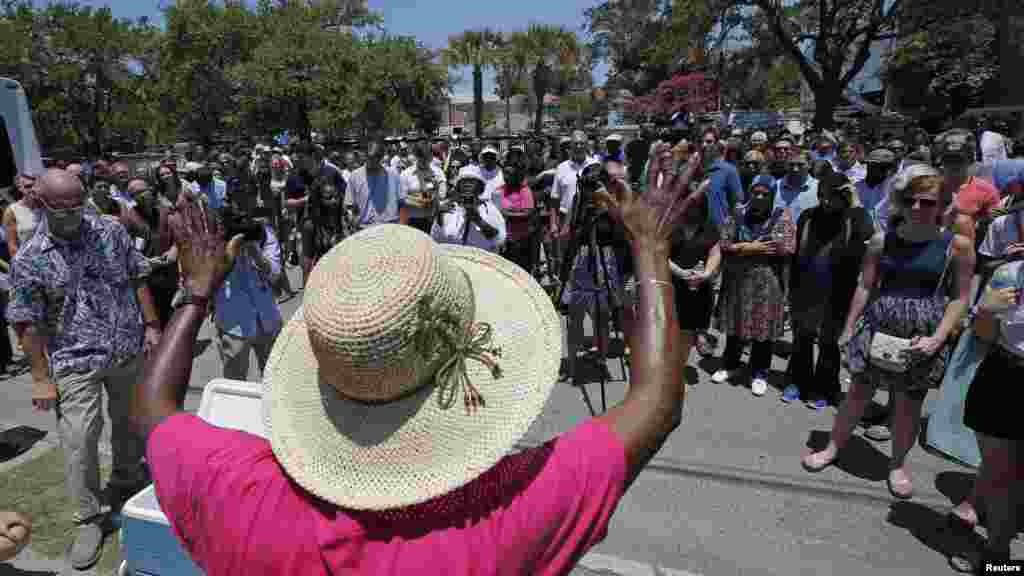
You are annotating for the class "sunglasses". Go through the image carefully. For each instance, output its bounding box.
[901,196,938,208]
[788,162,808,169]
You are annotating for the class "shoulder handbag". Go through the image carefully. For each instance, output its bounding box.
[868,237,952,373]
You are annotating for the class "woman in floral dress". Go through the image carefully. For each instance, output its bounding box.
[803,166,975,500]
[713,176,796,396]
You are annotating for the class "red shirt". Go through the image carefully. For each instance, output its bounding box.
[147,413,627,575]
[954,176,1001,218]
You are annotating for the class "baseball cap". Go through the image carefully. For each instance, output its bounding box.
[571,131,587,145]
[606,134,623,142]
[559,136,572,146]
[480,145,499,157]
[184,161,203,173]
[751,131,768,145]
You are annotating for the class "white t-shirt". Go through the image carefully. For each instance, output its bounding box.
[431,201,507,252]
[554,159,586,215]
[981,131,1009,164]
[400,165,447,220]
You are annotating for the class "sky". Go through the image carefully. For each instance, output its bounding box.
[52,0,610,97]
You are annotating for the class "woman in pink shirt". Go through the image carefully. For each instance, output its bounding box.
[129,146,703,575]
[498,147,538,272]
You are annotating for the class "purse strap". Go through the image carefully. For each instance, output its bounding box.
[932,234,954,300]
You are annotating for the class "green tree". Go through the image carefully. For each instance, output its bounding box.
[519,23,579,135]
[159,0,261,145]
[493,32,530,136]
[442,28,501,139]
[0,0,161,154]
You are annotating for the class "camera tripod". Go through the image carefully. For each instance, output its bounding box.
[556,184,630,416]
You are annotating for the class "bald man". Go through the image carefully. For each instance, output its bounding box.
[6,169,162,569]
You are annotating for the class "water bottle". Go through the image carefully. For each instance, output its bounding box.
[987,260,1023,320]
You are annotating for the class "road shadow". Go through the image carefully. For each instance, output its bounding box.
[886,501,982,567]
[0,426,47,463]
[935,470,976,506]
[696,355,724,378]
[193,338,212,359]
[806,429,890,482]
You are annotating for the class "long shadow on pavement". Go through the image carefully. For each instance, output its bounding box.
[934,470,976,507]
[806,429,890,482]
[886,501,982,568]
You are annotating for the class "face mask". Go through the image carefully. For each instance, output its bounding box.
[48,207,84,239]
[750,195,772,216]
[770,161,787,179]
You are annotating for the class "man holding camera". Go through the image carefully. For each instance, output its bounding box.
[285,142,347,287]
[210,207,282,382]
[431,172,506,252]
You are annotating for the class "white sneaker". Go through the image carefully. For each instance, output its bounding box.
[751,377,769,396]
[711,369,733,384]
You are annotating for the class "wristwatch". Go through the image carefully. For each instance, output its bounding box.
[175,286,211,311]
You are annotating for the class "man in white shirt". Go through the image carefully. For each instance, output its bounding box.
[554,132,590,234]
[432,172,506,252]
[981,126,1009,164]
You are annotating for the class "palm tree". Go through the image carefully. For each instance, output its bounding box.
[442,28,500,139]
[493,31,530,135]
[520,23,579,135]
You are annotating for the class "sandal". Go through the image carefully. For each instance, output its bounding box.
[801,450,837,472]
[887,469,914,500]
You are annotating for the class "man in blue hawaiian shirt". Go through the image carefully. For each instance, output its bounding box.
[7,169,163,570]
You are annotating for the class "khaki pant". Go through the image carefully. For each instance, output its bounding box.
[55,354,147,523]
[216,329,278,381]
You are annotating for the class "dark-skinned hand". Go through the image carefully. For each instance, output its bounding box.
[168,200,244,300]
[594,142,704,248]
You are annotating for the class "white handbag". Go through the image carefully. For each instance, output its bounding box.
[868,331,914,372]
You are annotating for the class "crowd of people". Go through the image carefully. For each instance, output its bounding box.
[0,115,1022,573]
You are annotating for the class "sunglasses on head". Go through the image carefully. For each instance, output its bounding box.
[901,196,937,208]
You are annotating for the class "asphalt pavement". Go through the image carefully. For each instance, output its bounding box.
[1,265,1021,575]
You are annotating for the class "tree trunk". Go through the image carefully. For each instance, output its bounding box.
[532,65,547,136]
[505,91,512,136]
[473,64,484,139]
[812,84,841,131]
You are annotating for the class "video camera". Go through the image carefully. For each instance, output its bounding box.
[222,206,266,243]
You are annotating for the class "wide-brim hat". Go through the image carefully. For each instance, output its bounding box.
[262,225,561,510]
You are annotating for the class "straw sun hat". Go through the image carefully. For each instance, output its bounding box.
[263,224,561,510]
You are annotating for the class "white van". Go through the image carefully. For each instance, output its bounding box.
[0,77,45,198]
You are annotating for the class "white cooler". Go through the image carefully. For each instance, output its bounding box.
[119,379,265,576]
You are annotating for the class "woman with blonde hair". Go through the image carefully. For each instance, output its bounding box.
[803,165,975,500]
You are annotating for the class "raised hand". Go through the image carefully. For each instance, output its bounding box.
[594,143,704,248]
[168,201,243,300]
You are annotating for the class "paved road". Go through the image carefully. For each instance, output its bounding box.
[2,266,1020,575]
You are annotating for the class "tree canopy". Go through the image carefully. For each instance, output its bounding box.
[0,0,448,154]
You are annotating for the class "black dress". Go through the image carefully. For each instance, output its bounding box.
[670,220,720,332]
